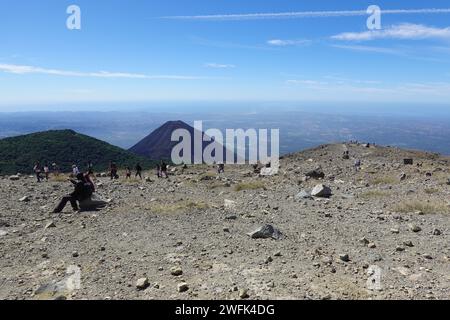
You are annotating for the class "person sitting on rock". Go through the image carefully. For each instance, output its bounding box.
[52,173,93,213]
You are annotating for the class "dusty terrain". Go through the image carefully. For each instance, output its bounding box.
[0,143,449,300]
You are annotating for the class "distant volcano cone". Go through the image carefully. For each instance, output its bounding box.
[129,120,229,163]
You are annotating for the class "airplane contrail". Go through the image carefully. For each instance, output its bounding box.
[161,8,450,21]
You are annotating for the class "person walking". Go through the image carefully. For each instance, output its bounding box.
[156,164,161,178]
[110,161,118,180]
[43,163,50,181]
[354,159,362,172]
[33,162,42,183]
[160,161,168,179]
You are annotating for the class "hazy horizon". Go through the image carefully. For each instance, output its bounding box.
[2,109,450,157]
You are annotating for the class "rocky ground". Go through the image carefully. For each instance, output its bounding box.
[0,143,449,300]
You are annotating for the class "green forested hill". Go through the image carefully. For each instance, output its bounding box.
[0,130,155,175]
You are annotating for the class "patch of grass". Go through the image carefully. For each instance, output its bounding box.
[51,174,70,182]
[392,200,450,214]
[234,181,266,192]
[209,181,227,189]
[147,200,209,214]
[424,188,439,195]
[370,175,397,185]
[122,177,142,184]
[358,190,389,199]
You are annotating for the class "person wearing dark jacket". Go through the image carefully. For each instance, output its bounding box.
[135,163,142,179]
[53,173,93,213]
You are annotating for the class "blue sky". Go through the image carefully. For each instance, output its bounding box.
[1,0,450,110]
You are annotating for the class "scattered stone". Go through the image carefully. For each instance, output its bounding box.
[433,229,441,236]
[19,196,30,202]
[224,199,237,210]
[72,251,79,258]
[359,237,370,245]
[395,267,410,276]
[391,228,400,234]
[339,254,350,262]
[45,221,56,229]
[368,243,377,249]
[239,289,249,299]
[311,184,332,198]
[0,230,8,237]
[136,278,150,290]
[264,256,273,264]
[295,190,312,200]
[247,225,282,240]
[305,168,325,179]
[9,175,20,181]
[410,225,422,233]
[403,241,414,247]
[177,282,189,293]
[170,266,183,276]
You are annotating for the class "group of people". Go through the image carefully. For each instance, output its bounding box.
[156,161,168,178]
[125,163,143,179]
[33,162,60,182]
[31,159,182,214]
[342,150,362,172]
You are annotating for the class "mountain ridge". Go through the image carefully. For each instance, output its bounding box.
[0,129,155,175]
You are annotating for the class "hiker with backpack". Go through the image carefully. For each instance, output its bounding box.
[52,173,94,213]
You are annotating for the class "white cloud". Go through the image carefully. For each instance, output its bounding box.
[286,79,327,85]
[204,63,236,69]
[331,44,404,55]
[332,23,450,41]
[162,8,450,21]
[0,63,210,80]
[285,76,450,98]
[267,39,311,46]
